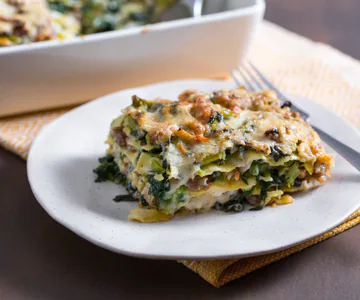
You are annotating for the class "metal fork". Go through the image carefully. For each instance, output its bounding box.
[231,63,360,172]
[157,0,203,22]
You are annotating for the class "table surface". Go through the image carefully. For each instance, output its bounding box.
[1,1,360,299]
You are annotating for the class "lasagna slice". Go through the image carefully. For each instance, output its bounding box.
[95,87,334,222]
[0,0,55,46]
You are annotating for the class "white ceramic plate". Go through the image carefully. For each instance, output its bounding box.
[27,80,360,260]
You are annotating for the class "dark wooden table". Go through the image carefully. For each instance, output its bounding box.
[1,1,360,299]
[265,0,360,60]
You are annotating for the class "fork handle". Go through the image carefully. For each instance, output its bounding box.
[311,124,360,172]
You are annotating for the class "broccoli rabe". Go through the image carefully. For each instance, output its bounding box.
[270,145,286,162]
[93,154,135,194]
[215,193,245,213]
[148,175,189,213]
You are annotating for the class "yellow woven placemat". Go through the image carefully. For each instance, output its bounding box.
[1,22,360,287]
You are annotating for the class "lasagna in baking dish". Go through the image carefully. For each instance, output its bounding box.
[94,87,334,222]
[0,0,177,46]
[0,0,56,46]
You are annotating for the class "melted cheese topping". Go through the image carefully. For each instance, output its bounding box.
[122,90,330,169]
[108,88,334,218]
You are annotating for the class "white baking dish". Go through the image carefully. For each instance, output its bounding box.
[0,0,265,117]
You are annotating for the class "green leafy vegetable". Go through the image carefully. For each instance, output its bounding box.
[137,151,164,173]
[147,175,190,212]
[113,194,136,202]
[293,178,303,187]
[208,111,224,125]
[48,2,74,13]
[140,195,149,207]
[98,154,114,164]
[281,101,292,109]
[162,159,169,171]
[219,108,233,119]
[93,154,135,194]
[147,148,162,155]
[241,120,255,134]
[167,185,189,203]
[208,172,221,182]
[94,154,122,182]
[270,171,285,187]
[148,175,171,205]
[126,115,147,145]
[215,193,245,213]
[129,11,149,22]
[202,152,226,165]
[151,160,164,172]
[259,180,272,200]
[208,111,224,131]
[132,95,153,108]
[232,145,246,160]
[197,169,206,177]
[249,161,260,177]
[270,145,286,162]
[249,200,265,211]
[170,103,178,115]
[240,172,249,184]
[285,162,301,187]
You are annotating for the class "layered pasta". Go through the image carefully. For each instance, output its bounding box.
[94,87,334,222]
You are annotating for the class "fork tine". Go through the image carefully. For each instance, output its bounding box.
[230,70,243,87]
[236,66,256,91]
[248,61,309,119]
[241,64,265,90]
[248,62,287,100]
